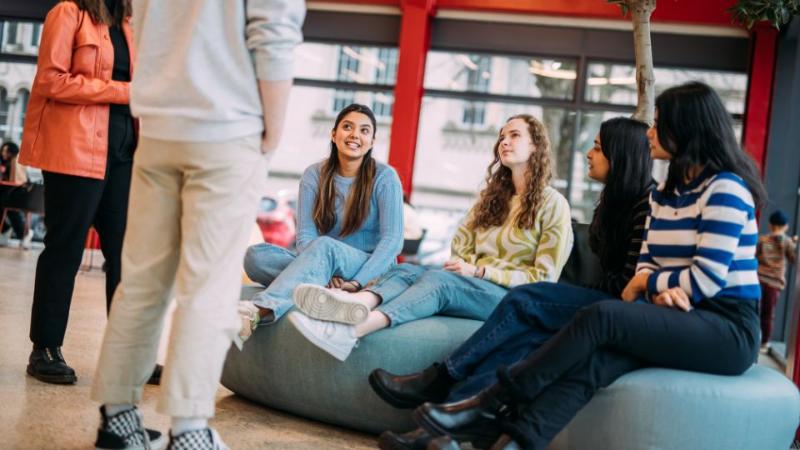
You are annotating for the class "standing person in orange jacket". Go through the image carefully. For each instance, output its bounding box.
[19,0,140,386]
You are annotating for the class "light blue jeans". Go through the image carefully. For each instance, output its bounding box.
[371,263,509,327]
[243,236,374,321]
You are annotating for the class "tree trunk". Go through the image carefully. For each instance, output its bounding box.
[629,0,656,125]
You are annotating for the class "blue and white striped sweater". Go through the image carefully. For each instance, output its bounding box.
[636,170,760,303]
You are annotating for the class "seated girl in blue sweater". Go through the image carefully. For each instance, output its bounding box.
[405,82,766,450]
[236,104,404,347]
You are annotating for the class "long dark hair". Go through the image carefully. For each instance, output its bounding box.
[313,104,377,236]
[469,114,552,230]
[656,81,766,209]
[67,0,131,27]
[589,117,653,266]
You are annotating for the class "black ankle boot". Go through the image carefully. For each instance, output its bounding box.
[377,428,433,450]
[412,389,508,447]
[369,363,456,409]
[27,347,77,384]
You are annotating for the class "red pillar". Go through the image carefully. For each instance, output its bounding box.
[388,0,436,196]
[741,24,778,172]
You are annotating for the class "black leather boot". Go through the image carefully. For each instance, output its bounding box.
[377,428,433,450]
[27,347,77,384]
[369,363,456,409]
[413,390,507,447]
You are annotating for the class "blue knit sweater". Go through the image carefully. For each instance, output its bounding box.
[296,161,404,286]
[636,170,760,303]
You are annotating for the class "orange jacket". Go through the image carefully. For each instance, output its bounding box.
[19,1,135,180]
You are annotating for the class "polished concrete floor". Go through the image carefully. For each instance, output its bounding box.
[0,246,375,450]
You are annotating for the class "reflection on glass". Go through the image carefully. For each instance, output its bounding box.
[412,96,575,213]
[1,21,42,56]
[584,62,747,114]
[424,50,576,100]
[294,42,399,86]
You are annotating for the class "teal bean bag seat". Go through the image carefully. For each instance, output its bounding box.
[222,314,479,433]
[221,223,800,448]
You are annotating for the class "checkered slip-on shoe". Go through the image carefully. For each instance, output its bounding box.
[167,428,229,450]
[95,406,166,450]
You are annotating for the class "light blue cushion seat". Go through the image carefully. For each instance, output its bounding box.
[221,304,800,449]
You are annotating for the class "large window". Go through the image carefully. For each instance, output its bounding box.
[411,49,749,257]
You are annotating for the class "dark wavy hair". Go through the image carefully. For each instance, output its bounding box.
[589,117,653,266]
[469,114,552,230]
[655,81,766,209]
[67,0,131,27]
[313,103,377,236]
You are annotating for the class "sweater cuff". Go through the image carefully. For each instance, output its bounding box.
[252,53,295,81]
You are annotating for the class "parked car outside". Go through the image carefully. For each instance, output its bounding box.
[256,191,296,249]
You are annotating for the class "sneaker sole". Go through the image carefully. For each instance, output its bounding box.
[368,371,425,409]
[293,284,369,325]
[26,364,77,384]
[287,313,350,362]
[96,434,166,450]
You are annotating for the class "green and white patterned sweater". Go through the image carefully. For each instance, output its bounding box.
[450,186,573,289]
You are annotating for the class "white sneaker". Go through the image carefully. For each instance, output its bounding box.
[233,301,261,351]
[287,311,358,362]
[20,229,33,250]
[0,228,12,247]
[168,428,228,450]
[293,283,369,325]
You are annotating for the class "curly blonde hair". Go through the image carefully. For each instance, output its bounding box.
[468,114,553,230]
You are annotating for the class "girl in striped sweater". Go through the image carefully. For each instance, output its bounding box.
[288,114,573,361]
[407,82,766,450]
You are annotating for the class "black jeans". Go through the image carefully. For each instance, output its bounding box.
[496,298,760,450]
[29,113,135,348]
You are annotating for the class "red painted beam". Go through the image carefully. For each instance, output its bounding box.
[314,0,741,28]
[741,23,778,173]
[387,0,436,195]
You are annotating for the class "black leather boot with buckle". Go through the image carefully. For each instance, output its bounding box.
[369,363,456,409]
[27,347,77,384]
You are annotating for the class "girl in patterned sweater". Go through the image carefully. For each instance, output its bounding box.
[288,114,573,361]
[407,82,766,450]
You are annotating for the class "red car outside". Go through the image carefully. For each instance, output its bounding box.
[256,194,296,249]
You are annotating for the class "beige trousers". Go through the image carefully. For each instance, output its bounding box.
[91,134,266,417]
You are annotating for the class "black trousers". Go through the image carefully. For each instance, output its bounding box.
[29,113,135,348]
[496,298,760,450]
[0,185,26,238]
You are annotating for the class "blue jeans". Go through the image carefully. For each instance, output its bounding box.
[372,264,509,327]
[243,236,375,321]
[443,282,617,401]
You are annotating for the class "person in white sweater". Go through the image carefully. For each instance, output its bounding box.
[89,1,305,449]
